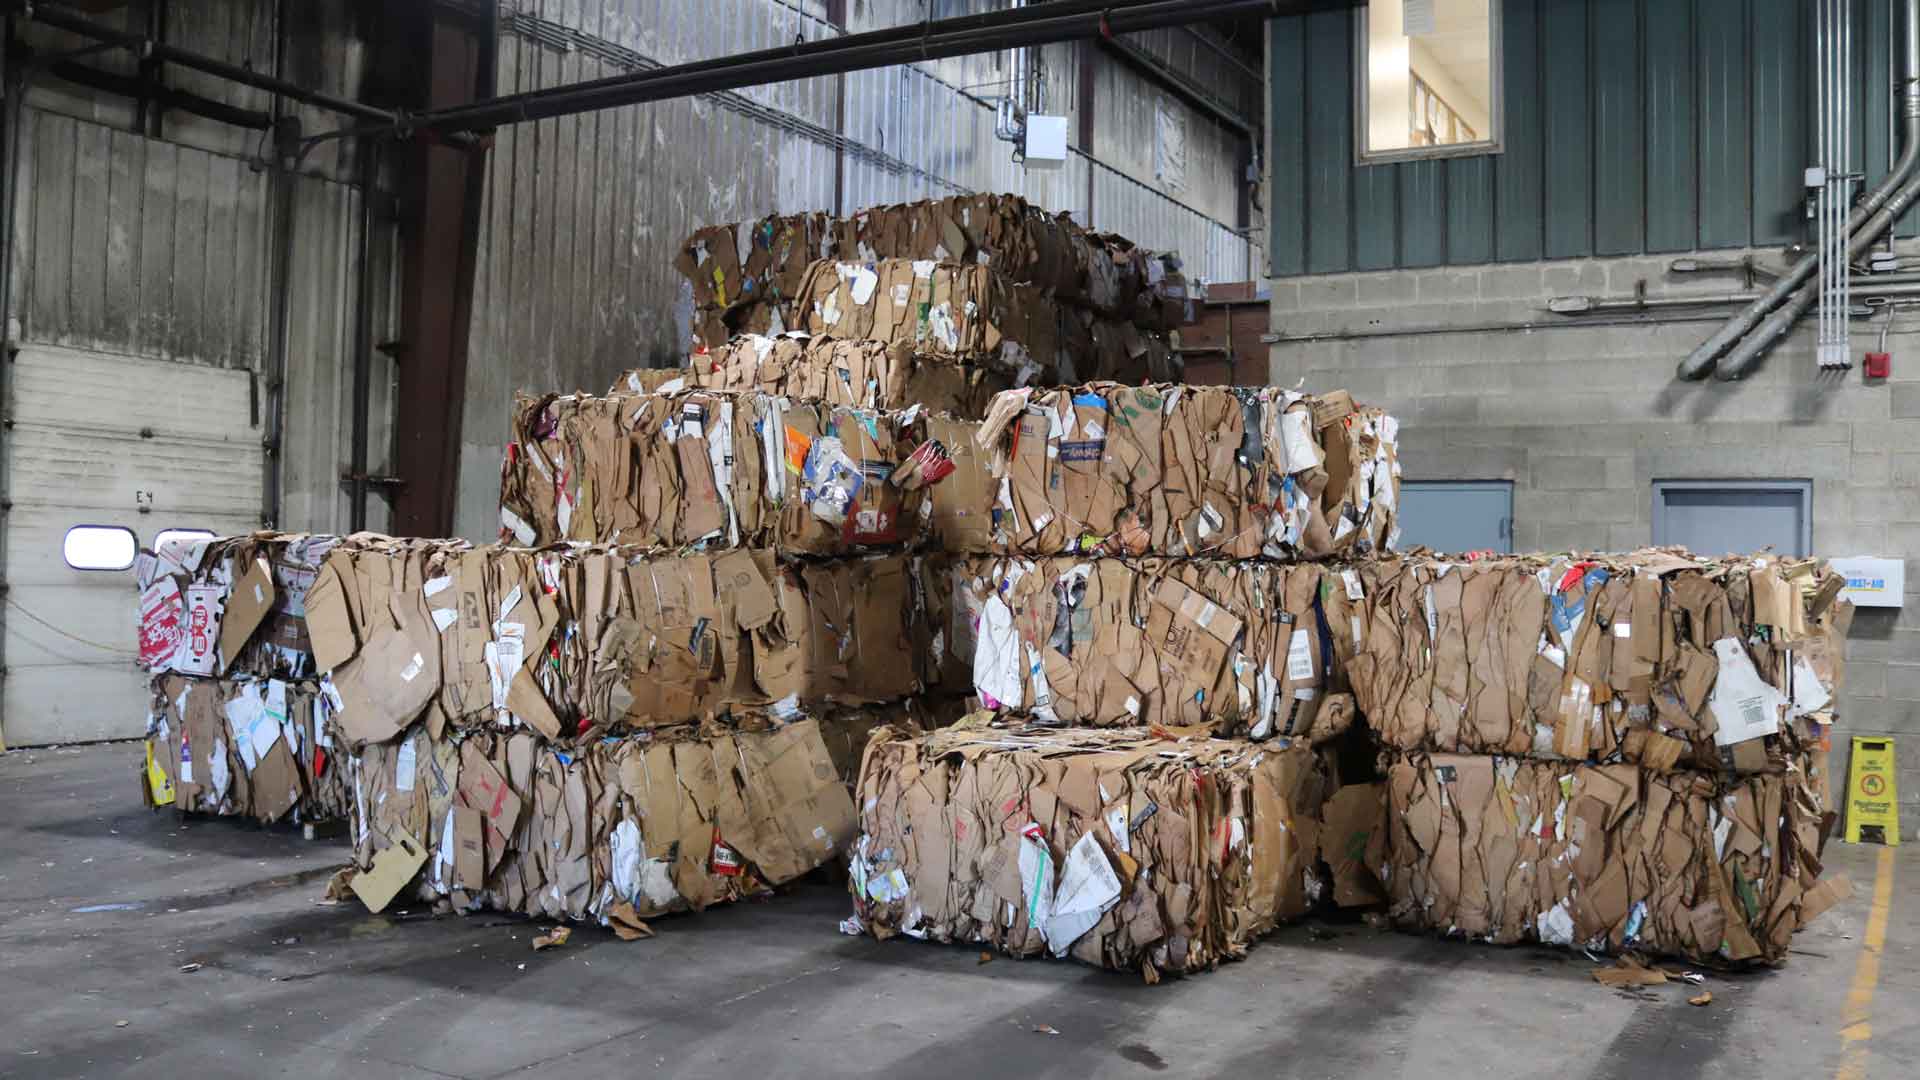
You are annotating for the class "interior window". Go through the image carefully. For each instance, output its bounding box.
[1357,1,1501,163]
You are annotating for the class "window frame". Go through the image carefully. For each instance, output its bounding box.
[1352,0,1506,167]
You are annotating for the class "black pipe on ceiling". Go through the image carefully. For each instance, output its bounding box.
[26,2,399,124]
[383,0,1350,137]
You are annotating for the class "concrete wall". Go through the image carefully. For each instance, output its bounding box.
[1268,253,1920,831]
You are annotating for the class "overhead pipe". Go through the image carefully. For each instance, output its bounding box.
[1680,0,1920,379]
[335,0,1343,139]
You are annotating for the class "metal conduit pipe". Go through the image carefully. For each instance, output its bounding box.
[1679,0,1920,379]
[1717,165,1920,377]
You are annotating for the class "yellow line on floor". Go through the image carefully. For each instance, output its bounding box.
[1836,846,1897,1080]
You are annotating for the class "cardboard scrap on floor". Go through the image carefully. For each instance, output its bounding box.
[847,719,1385,978]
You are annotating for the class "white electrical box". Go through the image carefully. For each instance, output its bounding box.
[1023,115,1069,168]
[1828,556,1906,608]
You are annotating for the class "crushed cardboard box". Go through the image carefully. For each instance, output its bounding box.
[141,674,350,824]
[345,715,882,921]
[848,719,1381,978]
[945,555,1359,740]
[136,532,352,681]
[674,195,1192,348]
[501,388,929,552]
[956,384,1399,559]
[613,334,1019,418]
[1347,550,1850,774]
[307,540,934,749]
[792,259,1177,387]
[1383,751,1845,964]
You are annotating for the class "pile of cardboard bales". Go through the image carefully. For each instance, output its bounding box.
[131,190,1855,978]
[673,195,1185,390]
[1347,551,1850,963]
[135,533,356,823]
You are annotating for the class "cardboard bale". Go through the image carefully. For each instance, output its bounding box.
[674,196,1192,345]
[793,259,1178,387]
[848,720,1374,978]
[345,717,861,922]
[136,532,360,681]
[1383,752,1839,964]
[142,673,350,823]
[613,334,1018,418]
[948,556,1359,740]
[1347,550,1850,772]
[501,388,930,552]
[956,384,1399,559]
[308,541,933,749]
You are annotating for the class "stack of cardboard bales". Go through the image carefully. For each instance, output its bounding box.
[671,195,1186,406]
[136,533,356,823]
[844,381,1403,977]
[1344,551,1851,963]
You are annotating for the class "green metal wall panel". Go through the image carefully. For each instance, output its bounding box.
[1303,9,1353,273]
[1750,0,1809,244]
[1542,0,1594,257]
[1268,18,1307,276]
[1643,0,1699,251]
[1353,166,1400,269]
[1399,159,1448,266]
[1495,0,1545,261]
[1591,0,1644,254]
[1447,155,1497,263]
[1266,0,1903,275]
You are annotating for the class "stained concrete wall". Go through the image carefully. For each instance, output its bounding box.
[1268,252,1920,831]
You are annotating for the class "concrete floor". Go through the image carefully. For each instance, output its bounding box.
[2,744,1916,1080]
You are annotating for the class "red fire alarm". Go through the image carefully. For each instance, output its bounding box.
[1865,351,1892,379]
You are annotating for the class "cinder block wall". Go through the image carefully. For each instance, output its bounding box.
[1269,252,1920,832]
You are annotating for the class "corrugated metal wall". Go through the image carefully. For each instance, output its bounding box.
[454,0,1263,540]
[11,2,397,536]
[1268,0,1914,277]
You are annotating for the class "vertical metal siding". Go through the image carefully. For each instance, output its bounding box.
[1541,1,1593,258]
[1268,0,1907,275]
[1590,0,1644,255]
[1642,0,1698,251]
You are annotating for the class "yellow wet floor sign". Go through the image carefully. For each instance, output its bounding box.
[1845,736,1900,845]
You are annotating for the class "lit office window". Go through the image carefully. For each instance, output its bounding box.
[1357,1,1502,163]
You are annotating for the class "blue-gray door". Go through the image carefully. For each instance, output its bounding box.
[1651,480,1812,558]
[1397,481,1513,554]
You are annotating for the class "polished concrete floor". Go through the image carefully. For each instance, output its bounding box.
[2,741,1915,1080]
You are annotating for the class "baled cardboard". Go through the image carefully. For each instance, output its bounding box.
[616,335,1017,417]
[216,557,276,674]
[961,383,1400,559]
[1347,550,1850,771]
[1383,751,1836,964]
[502,389,930,553]
[948,556,1352,739]
[849,720,1369,977]
[142,674,351,823]
[312,543,934,746]
[345,712,897,923]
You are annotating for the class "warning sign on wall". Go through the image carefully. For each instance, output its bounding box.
[1845,736,1901,846]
